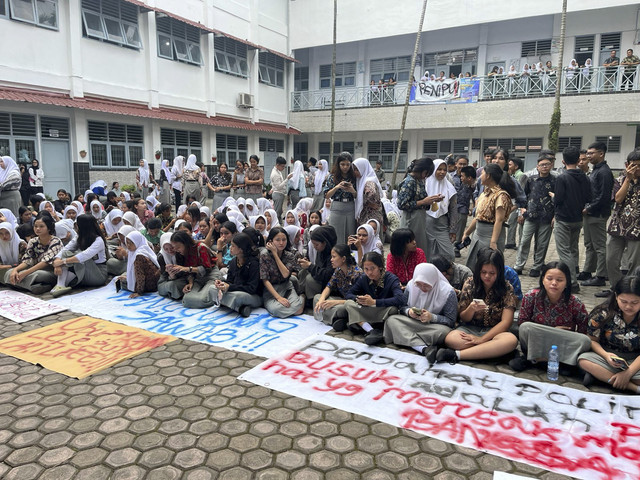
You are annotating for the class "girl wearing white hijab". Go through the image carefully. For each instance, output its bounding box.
[119,230,160,298]
[383,263,458,364]
[566,59,579,91]
[171,155,184,211]
[39,201,61,221]
[89,199,105,222]
[248,214,268,239]
[581,58,592,91]
[183,154,202,203]
[284,209,300,227]
[63,205,78,221]
[283,224,304,256]
[104,208,125,239]
[122,211,144,230]
[348,223,381,265]
[311,159,330,211]
[264,208,280,235]
[424,159,458,261]
[0,208,18,229]
[0,221,26,283]
[158,231,176,272]
[256,198,271,216]
[159,159,172,205]
[146,195,160,212]
[352,157,384,227]
[288,160,307,208]
[106,224,135,275]
[244,198,258,219]
[225,210,245,233]
[320,198,331,225]
[220,196,237,213]
[136,159,155,199]
[54,219,77,246]
[0,156,22,215]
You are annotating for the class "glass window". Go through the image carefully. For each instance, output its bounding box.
[88,120,144,168]
[81,0,139,48]
[36,0,57,28]
[214,36,249,78]
[259,52,285,88]
[103,16,124,43]
[155,14,201,66]
[82,10,105,38]
[122,22,141,48]
[10,0,35,23]
[158,34,173,59]
[320,62,356,89]
[0,140,10,157]
[161,128,202,166]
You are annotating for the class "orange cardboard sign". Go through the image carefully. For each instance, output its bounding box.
[0,316,176,378]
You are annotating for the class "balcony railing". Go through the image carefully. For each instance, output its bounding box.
[291,65,640,111]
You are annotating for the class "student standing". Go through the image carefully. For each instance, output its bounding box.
[269,156,291,222]
[323,152,357,244]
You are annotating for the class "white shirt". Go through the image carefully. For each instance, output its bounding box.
[270,168,287,195]
[56,236,107,264]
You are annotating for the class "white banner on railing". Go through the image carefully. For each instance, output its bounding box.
[240,335,640,480]
[413,78,479,104]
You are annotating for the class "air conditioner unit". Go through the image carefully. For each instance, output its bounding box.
[237,93,254,109]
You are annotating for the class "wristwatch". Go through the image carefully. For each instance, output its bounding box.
[189,266,193,273]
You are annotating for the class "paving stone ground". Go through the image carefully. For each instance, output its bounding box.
[0,234,623,479]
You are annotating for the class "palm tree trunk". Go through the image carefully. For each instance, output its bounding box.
[548,0,567,152]
[329,0,337,163]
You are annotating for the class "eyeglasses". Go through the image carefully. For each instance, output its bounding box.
[538,163,552,168]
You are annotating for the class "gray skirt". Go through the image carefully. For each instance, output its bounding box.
[159,181,171,205]
[400,209,428,256]
[184,180,201,201]
[311,193,325,213]
[4,266,57,294]
[220,291,263,312]
[263,280,304,318]
[61,250,108,287]
[329,200,357,245]
[425,214,455,262]
[518,322,591,365]
[344,299,397,326]
[383,314,452,347]
[0,189,21,217]
[213,192,230,212]
[578,351,640,380]
[312,294,348,326]
[466,221,505,270]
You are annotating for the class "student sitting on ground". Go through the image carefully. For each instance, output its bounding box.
[578,275,640,393]
[0,221,27,284]
[118,230,161,298]
[431,254,473,297]
[436,248,518,364]
[7,212,63,294]
[343,251,404,346]
[384,263,458,364]
[386,228,427,287]
[297,225,338,300]
[214,232,263,317]
[510,261,590,373]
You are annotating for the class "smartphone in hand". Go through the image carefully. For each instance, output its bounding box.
[472,298,487,307]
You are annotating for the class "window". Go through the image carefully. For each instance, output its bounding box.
[0,112,38,163]
[0,1,6,16]
[259,138,284,153]
[88,121,144,168]
[40,116,69,139]
[161,128,202,162]
[424,49,477,77]
[482,138,543,153]
[423,139,469,158]
[294,142,308,163]
[595,136,621,153]
[81,0,140,48]
[600,32,621,60]
[295,66,309,91]
[574,35,595,67]
[558,136,582,151]
[370,56,411,83]
[521,39,552,58]
[156,15,202,66]
[319,62,356,89]
[319,141,355,164]
[214,36,249,78]
[216,134,248,165]
[259,52,285,88]
[9,0,58,29]
[368,141,407,171]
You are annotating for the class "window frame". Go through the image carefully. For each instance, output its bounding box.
[0,112,39,163]
[595,136,621,153]
[319,62,356,89]
[318,141,355,164]
[156,15,202,66]
[367,140,407,172]
[9,0,59,30]
[88,120,144,169]
[81,0,141,49]
[370,56,411,83]
[216,134,248,166]
[258,52,285,88]
[214,37,249,78]
[160,128,202,163]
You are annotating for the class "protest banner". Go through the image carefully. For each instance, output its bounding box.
[0,289,67,323]
[49,281,332,358]
[240,336,640,480]
[0,316,175,378]
[413,78,479,104]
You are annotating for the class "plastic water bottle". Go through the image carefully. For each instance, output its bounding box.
[547,345,559,381]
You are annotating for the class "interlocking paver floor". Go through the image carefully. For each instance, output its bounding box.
[0,234,620,479]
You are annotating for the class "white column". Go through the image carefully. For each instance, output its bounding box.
[144,11,159,108]
[67,0,84,98]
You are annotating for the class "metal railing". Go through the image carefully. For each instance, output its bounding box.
[291,65,640,111]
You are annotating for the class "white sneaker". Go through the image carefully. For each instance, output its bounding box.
[51,286,72,298]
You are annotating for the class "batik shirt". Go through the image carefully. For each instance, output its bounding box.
[326,265,363,297]
[21,236,63,267]
[397,175,427,211]
[607,173,640,240]
[259,249,300,285]
[518,289,588,333]
[458,277,517,328]
[587,307,640,353]
[323,174,356,202]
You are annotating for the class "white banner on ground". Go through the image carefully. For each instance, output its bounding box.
[49,281,331,358]
[0,290,67,323]
[239,335,640,480]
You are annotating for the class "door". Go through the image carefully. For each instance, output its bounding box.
[41,140,72,196]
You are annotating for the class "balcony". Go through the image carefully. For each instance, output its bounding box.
[291,65,640,111]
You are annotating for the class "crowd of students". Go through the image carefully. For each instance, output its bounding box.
[0,150,638,394]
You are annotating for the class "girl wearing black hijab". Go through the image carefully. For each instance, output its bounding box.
[297,225,338,299]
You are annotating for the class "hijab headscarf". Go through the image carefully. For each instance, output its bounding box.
[309,225,338,267]
[176,205,187,218]
[71,201,84,216]
[353,157,384,220]
[125,230,160,292]
[425,159,457,219]
[284,209,300,227]
[146,195,159,211]
[171,156,184,190]
[90,180,107,191]
[244,198,258,218]
[185,154,199,172]
[39,200,56,213]
[225,210,245,232]
[220,196,238,212]
[63,205,77,220]
[367,218,381,238]
[283,225,303,254]
[0,209,17,229]
[200,206,211,218]
[507,65,517,77]
[90,199,104,220]
[320,200,331,224]
[0,156,20,185]
[294,198,313,216]
[257,198,271,215]
[582,58,592,76]
[123,211,144,230]
[264,208,280,232]
[313,160,330,195]
[104,208,124,236]
[249,215,267,236]
[121,192,131,202]
[521,63,530,74]
[356,223,378,258]
[138,159,151,186]
[160,232,176,266]
[406,263,455,314]
[117,225,136,246]
[290,160,304,190]
[535,62,543,73]
[54,219,77,245]
[161,159,173,184]
[0,221,22,265]
[174,219,187,231]
[306,224,320,263]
